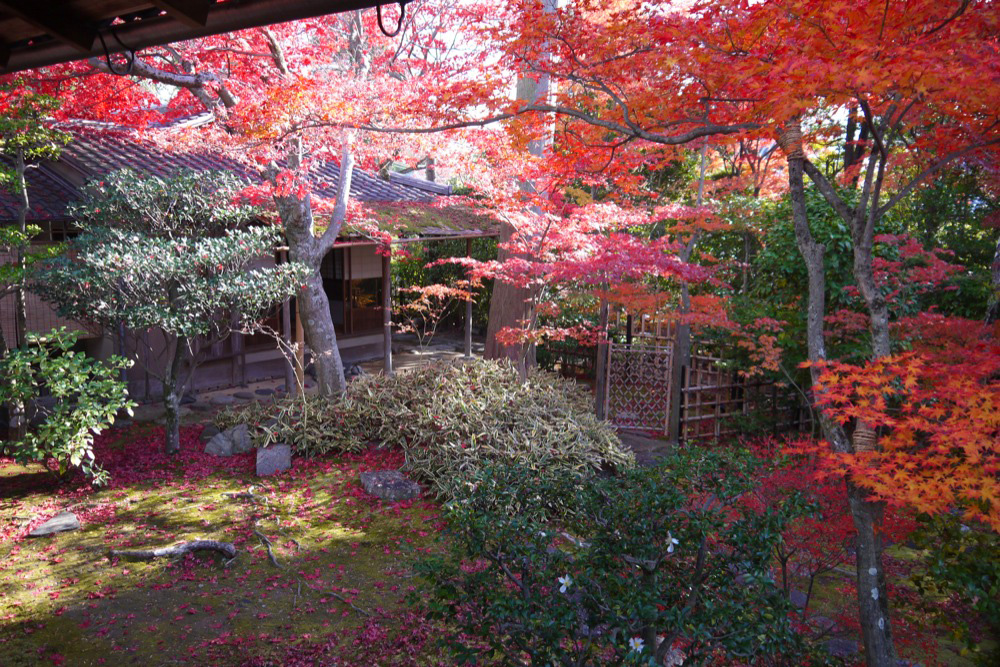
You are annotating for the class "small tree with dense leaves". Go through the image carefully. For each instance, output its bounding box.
[34,168,309,455]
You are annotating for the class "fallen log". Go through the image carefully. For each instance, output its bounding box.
[108,540,237,562]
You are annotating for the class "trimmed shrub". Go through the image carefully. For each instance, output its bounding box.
[217,360,633,496]
[414,449,816,666]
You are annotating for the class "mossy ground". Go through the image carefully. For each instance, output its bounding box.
[0,423,447,667]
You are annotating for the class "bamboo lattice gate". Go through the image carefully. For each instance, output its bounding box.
[603,342,674,432]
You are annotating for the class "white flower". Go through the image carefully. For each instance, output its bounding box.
[667,531,679,554]
[557,574,572,593]
[628,637,645,652]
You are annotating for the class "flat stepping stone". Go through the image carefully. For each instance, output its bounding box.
[28,511,80,537]
[233,391,254,400]
[180,394,196,405]
[255,388,274,396]
[211,395,235,406]
[191,402,212,412]
[256,444,291,476]
[360,470,420,502]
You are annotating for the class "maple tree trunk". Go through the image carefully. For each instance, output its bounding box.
[785,125,897,666]
[987,234,1000,324]
[273,139,348,397]
[296,270,346,395]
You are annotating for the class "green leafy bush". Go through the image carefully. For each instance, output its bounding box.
[217,360,633,496]
[0,328,133,483]
[414,448,817,666]
[910,515,1000,666]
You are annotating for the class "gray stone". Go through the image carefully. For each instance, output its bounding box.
[211,394,235,406]
[825,638,858,657]
[191,402,212,412]
[180,394,196,405]
[203,424,252,457]
[255,388,274,396]
[233,391,254,400]
[789,589,808,608]
[229,424,253,455]
[204,430,234,457]
[346,364,366,378]
[360,470,420,502]
[200,424,221,442]
[28,511,80,537]
[256,444,292,476]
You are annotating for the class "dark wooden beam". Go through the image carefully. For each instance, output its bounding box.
[150,0,212,28]
[2,0,381,73]
[0,1,95,52]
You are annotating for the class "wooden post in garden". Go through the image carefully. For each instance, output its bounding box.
[464,237,473,359]
[382,252,393,375]
[594,296,609,420]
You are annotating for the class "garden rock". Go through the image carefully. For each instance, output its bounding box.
[256,444,291,476]
[233,391,254,400]
[255,388,273,396]
[204,424,252,457]
[28,511,80,537]
[346,365,367,380]
[200,424,221,442]
[360,470,420,502]
[211,394,235,406]
[825,638,858,657]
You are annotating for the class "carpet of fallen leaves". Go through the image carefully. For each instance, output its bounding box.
[0,423,456,666]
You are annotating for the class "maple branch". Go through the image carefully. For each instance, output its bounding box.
[876,138,1000,218]
[321,104,759,146]
[924,0,971,36]
[801,160,855,223]
[260,27,289,76]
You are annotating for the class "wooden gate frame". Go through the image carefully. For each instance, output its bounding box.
[602,341,674,433]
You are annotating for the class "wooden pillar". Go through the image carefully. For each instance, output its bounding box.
[464,237,473,358]
[594,296,609,419]
[382,252,393,375]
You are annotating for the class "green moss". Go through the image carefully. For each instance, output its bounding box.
[0,456,442,666]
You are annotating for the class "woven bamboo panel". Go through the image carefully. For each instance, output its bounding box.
[604,342,674,432]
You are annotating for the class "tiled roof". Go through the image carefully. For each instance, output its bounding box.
[1,125,436,222]
[0,155,78,221]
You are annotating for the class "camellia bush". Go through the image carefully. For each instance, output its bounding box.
[414,448,819,666]
[0,328,133,483]
[216,359,633,496]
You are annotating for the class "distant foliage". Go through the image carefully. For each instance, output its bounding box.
[217,360,633,496]
[0,328,133,483]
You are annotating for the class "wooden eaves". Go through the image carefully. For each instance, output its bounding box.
[0,0,391,73]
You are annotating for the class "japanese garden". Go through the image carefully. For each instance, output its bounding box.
[0,1,997,666]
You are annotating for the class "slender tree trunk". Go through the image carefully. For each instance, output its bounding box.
[8,148,29,440]
[987,234,1000,324]
[13,149,28,350]
[161,335,186,456]
[787,122,897,666]
[667,144,707,442]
